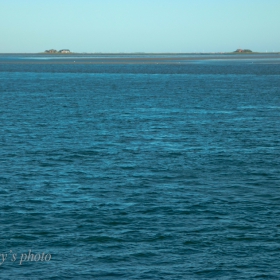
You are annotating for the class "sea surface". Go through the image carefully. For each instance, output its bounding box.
[1,54,280,279]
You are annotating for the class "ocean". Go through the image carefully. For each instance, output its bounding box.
[1,54,280,279]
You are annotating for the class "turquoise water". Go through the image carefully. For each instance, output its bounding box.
[1,55,280,279]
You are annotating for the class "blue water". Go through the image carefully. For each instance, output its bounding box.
[1,55,280,279]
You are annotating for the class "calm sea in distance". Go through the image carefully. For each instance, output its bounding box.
[1,54,280,279]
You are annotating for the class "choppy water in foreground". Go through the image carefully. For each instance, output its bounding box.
[1,55,280,279]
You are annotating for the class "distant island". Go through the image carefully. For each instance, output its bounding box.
[233,49,253,53]
[44,49,71,54]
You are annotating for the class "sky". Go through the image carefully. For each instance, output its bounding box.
[0,0,279,53]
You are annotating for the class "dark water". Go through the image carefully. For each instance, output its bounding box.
[1,55,280,279]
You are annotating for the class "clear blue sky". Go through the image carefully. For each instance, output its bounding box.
[0,0,279,53]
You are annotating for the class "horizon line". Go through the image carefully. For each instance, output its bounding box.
[1,51,280,55]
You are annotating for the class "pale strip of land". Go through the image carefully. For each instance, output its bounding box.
[0,53,279,65]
